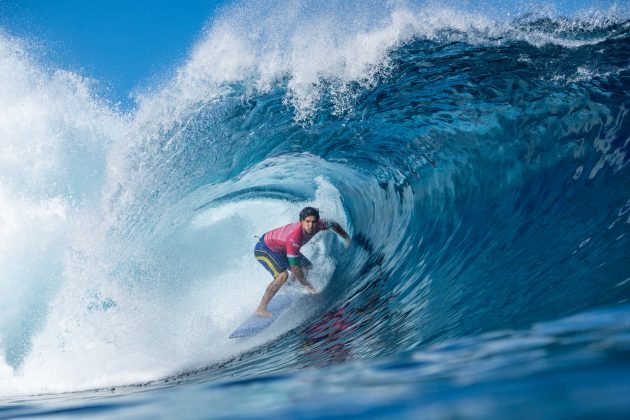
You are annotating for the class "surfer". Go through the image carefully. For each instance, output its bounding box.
[254,207,350,317]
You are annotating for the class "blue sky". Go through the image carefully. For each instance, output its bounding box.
[0,0,227,108]
[0,1,623,109]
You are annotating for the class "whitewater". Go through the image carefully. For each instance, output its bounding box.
[1,0,629,418]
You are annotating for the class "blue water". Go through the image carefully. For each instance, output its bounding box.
[1,1,629,418]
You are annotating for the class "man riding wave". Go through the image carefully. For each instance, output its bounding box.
[254,207,350,317]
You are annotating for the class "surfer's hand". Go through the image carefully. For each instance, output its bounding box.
[344,237,352,248]
[306,286,317,295]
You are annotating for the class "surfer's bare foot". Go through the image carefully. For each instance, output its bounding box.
[255,309,272,318]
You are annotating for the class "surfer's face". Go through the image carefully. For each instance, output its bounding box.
[301,215,317,234]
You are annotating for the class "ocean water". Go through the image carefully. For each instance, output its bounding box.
[1,1,630,418]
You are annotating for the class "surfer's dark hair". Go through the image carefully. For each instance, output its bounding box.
[300,207,320,221]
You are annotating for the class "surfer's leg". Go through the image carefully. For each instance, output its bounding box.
[256,271,289,317]
[254,242,291,316]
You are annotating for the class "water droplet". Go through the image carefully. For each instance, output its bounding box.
[616,278,630,287]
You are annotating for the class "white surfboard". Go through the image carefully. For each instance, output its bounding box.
[229,293,294,339]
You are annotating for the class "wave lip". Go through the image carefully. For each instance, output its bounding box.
[134,1,629,126]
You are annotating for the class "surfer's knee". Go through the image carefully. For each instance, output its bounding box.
[275,271,289,284]
[267,271,288,292]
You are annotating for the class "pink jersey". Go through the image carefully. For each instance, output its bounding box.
[264,219,330,258]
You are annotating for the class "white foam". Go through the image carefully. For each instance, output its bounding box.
[0,32,124,396]
[130,2,500,124]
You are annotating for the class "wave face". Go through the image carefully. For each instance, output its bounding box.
[1,1,630,417]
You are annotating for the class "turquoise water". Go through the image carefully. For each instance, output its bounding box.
[1,1,629,418]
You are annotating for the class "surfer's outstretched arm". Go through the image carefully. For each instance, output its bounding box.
[330,221,351,247]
